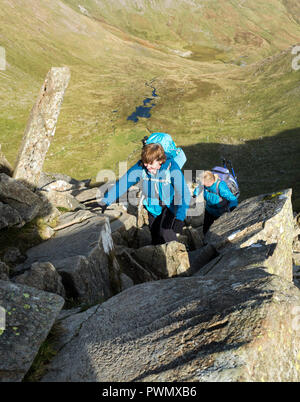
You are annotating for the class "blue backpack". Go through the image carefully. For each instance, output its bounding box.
[142,132,187,169]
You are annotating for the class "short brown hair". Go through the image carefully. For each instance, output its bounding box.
[141,143,166,165]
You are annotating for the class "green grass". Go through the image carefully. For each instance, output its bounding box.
[23,322,65,382]
[0,0,300,211]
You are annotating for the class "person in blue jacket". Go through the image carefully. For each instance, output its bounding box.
[92,143,191,245]
[199,170,238,234]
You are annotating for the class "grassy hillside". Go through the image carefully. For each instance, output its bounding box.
[0,0,300,209]
[64,0,300,62]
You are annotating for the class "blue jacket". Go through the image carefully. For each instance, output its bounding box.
[101,159,191,221]
[195,179,238,217]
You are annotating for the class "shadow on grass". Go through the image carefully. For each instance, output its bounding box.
[183,127,300,211]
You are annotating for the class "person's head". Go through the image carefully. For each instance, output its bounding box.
[141,143,166,174]
[203,170,217,187]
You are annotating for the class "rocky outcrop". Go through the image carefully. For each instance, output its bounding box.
[0,201,23,230]
[14,262,66,298]
[15,213,122,305]
[205,189,294,282]
[13,67,71,187]
[41,267,300,382]
[132,241,190,278]
[0,173,43,225]
[38,187,300,382]
[2,178,300,382]
[0,280,64,382]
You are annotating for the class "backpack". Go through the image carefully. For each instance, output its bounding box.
[211,159,240,198]
[142,132,187,169]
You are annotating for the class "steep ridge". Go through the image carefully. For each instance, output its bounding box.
[0,0,300,207]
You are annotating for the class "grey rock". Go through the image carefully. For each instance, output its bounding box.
[38,172,90,191]
[120,273,134,291]
[115,248,157,284]
[3,247,25,265]
[0,261,10,280]
[13,67,71,187]
[14,261,66,298]
[0,280,64,382]
[40,189,84,211]
[188,244,218,274]
[40,268,300,382]
[205,189,294,282]
[183,226,204,250]
[16,215,121,305]
[0,173,43,222]
[132,241,190,278]
[0,201,23,229]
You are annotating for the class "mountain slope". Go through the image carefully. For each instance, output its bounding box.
[63,0,300,63]
[0,0,300,208]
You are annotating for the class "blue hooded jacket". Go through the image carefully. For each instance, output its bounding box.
[203,179,238,217]
[101,159,191,221]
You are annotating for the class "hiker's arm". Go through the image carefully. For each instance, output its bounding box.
[171,164,191,221]
[101,162,142,206]
[203,189,221,205]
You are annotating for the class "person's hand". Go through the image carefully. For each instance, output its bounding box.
[173,219,184,234]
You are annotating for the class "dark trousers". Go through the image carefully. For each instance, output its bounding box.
[147,207,177,245]
[203,206,236,235]
[203,210,218,235]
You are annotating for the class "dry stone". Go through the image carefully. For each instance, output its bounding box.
[0,173,43,223]
[188,244,218,274]
[132,241,190,278]
[0,201,23,229]
[0,280,64,382]
[14,261,66,298]
[38,172,90,191]
[115,248,157,284]
[40,268,300,382]
[194,242,280,279]
[205,189,294,282]
[13,67,70,186]
[3,247,25,265]
[40,188,84,211]
[15,214,121,305]
[0,261,10,280]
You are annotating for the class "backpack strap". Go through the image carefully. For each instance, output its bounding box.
[141,162,172,207]
[206,179,229,212]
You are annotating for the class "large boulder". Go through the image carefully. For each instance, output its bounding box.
[0,261,10,280]
[14,213,121,305]
[0,280,64,382]
[0,173,43,223]
[0,201,23,230]
[132,241,190,278]
[115,248,157,284]
[40,267,300,382]
[14,261,66,298]
[205,189,294,282]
